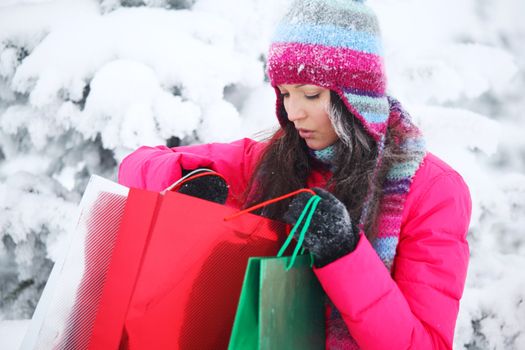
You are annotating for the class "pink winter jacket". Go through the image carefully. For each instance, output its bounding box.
[118,138,471,350]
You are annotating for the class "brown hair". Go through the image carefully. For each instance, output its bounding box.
[242,92,401,240]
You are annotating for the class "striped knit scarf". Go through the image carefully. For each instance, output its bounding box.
[325,97,426,349]
[309,144,337,169]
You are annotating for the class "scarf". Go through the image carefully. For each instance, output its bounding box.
[320,98,426,349]
[309,144,337,169]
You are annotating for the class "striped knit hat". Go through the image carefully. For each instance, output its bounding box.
[267,0,389,143]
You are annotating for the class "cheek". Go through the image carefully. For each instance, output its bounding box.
[317,109,333,130]
[324,123,338,141]
[319,112,339,141]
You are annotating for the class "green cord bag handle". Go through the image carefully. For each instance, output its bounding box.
[277,195,322,270]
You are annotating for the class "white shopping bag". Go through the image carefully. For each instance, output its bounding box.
[20,176,129,350]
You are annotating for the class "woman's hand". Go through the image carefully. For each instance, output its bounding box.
[176,170,229,204]
[283,188,359,267]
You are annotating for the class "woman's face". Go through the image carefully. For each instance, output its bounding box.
[278,84,339,150]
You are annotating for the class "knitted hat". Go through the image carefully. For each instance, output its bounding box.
[267,0,389,143]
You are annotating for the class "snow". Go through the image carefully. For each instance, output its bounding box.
[80,59,201,150]
[387,44,518,104]
[1,0,524,348]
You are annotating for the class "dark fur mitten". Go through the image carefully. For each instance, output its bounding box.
[177,172,228,204]
[283,188,359,267]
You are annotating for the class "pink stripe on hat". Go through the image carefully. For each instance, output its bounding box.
[268,42,386,95]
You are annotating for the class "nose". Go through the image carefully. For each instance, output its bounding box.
[284,98,306,122]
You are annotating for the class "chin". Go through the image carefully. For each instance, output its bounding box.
[306,141,329,150]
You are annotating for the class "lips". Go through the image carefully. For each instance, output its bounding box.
[297,128,314,138]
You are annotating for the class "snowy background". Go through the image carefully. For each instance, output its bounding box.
[0,0,524,349]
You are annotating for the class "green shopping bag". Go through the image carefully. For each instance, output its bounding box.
[229,195,325,350]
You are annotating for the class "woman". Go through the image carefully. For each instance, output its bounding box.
[118,0,471,348]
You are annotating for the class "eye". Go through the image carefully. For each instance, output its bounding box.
[305,94,320,100]
[280,92,290,99]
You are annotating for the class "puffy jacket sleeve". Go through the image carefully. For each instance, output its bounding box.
[313,170,471,349]
[118,138,265,202]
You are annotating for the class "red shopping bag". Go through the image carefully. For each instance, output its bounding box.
[85,184,300,350]
[119,190,289,350]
